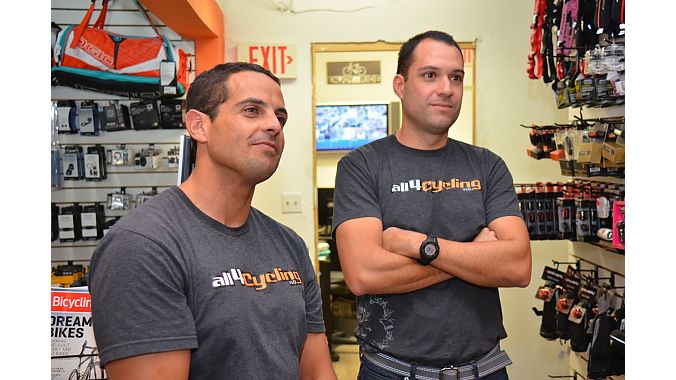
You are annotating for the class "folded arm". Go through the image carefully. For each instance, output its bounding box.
[383,215,532,288]
[335,217,453,296]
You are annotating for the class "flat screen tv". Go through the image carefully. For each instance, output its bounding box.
[315,103,391,151]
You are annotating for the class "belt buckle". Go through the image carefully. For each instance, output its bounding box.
[440,366,460,380]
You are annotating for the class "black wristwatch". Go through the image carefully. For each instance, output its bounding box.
[418,234,440,265]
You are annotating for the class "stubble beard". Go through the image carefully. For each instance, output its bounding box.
[245,153,281,185]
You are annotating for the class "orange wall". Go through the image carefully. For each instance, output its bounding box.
[140,0,225,75]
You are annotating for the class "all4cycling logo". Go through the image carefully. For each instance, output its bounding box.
[391,178,482,193]
[212,267,303,291]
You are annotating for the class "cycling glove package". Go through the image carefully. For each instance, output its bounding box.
[532,262,624,378]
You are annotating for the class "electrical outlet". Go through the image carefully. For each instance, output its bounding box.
[281,193,302,214]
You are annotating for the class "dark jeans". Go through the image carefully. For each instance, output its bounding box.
[357,357,509,380]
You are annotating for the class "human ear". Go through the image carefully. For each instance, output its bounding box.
[185,110,209,143]
[393,74,405,100]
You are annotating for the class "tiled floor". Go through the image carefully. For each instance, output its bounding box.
[332,344,360,380]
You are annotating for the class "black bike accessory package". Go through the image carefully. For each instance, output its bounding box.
[587,309,624,378]
[569,301,593,352]
[84,145,107,181]
[532,280,560,340]
[589,205,600,241]
[160,59,178,96]
[135,188,158,207]
[516,186,531,235]
[557,197,576,239]
[102,216,121,236]
[130,99,161,130]
[609,328,624,357]
[108,145,134,166]
[525,191,538,240]
[554,79,571,109]
[62,145,85,180]
[575,199,597,242]
[56,100,78,134]
[544,284,562,340]
[107,189,133,210]
[167,146,180,168]
[81,203,105,240]
[534,190,547,238]
[134,145,162,169]
[99,101,131,132]
[544,184,560,239]
[555,291,574,341]
[58,204,82,242]
[78,101,100,135]
[52,203,59,242]
[159,99,185,129]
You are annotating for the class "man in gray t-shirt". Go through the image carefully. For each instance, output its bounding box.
[333,31,532,380]
[89,63,336,380]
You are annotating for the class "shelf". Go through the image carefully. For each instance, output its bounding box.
[56,129,188,145]
[52,241,100,248]
[572,176,625,185]
[570,241,625,276]
[588,239,624,255]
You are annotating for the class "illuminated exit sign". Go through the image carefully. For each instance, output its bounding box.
[237,43,297,79]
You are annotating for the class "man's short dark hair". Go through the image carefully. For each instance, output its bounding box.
[186,62,281,120]
[397,30,463,79]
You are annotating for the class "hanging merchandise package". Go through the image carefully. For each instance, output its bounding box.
[52,0,188,99]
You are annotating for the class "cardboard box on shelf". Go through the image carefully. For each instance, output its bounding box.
[602,142,625,163]
[574,161,603,177]
[577,142,603,164]
[559,160,575,177]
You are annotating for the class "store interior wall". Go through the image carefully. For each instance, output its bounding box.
[313,44,475,189]
[313,48,402,189]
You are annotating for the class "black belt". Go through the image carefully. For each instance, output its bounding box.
[361,344,512,380]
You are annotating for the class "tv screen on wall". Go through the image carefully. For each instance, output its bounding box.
[315,103,389,151]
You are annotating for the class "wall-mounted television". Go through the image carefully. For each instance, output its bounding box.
[315,102,399,152]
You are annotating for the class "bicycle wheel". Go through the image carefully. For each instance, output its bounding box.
[82,361,96,380]
[68,369,79,380]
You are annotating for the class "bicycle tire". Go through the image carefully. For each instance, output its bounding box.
[82,360,96,380]
[68,369,79,380]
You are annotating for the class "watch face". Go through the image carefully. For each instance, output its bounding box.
[423,244,437,256]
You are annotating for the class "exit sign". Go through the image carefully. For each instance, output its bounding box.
[237,43,297,79]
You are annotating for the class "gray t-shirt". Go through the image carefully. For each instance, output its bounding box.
[89,187,325,379]
[332,135,521,366]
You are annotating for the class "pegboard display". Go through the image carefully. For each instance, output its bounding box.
[51,0,196,265]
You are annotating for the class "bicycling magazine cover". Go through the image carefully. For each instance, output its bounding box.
[51,287,106,380]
